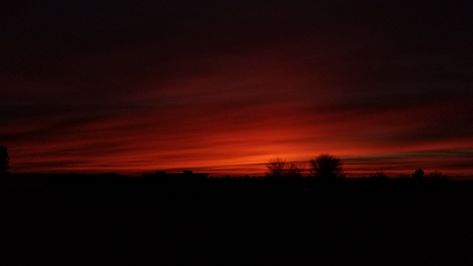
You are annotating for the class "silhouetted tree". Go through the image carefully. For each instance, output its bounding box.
[310,154,343,181]
[286,162,302,177]
[412,168,424,180]
[0,146,10,176]
[266,158,302,178]
[266,158,286,177]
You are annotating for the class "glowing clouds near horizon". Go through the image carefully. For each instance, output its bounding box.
[3,49,473,176]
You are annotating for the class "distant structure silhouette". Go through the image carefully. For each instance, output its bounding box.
[0,145,9,176]
[266,158,301,178]
[310,154,343,181]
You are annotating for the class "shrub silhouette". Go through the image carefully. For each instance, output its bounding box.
[266,158,302,178]
[0,145,9,176]
[310,154,343,181]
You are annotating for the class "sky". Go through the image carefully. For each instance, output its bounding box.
[1,1,473,176]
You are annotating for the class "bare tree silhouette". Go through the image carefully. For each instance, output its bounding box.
[286,162,302,177]
[266,158,302,178]
[266,158,286,177]
[310,154,343,181]
[0,146,10,176]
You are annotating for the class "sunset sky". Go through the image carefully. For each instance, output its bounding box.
[1,1,472,176]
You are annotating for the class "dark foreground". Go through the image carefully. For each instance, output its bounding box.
[1,175,473,265]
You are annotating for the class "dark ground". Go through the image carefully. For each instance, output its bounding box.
[1,175,472,265]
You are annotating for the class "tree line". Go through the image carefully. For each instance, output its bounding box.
[0,145,448,180]
[266,154,448,181]
[266,154,344,181]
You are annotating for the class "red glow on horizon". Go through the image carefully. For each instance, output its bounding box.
[2,47,473,177]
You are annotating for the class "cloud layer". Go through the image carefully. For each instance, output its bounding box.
[1,1,472,176]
